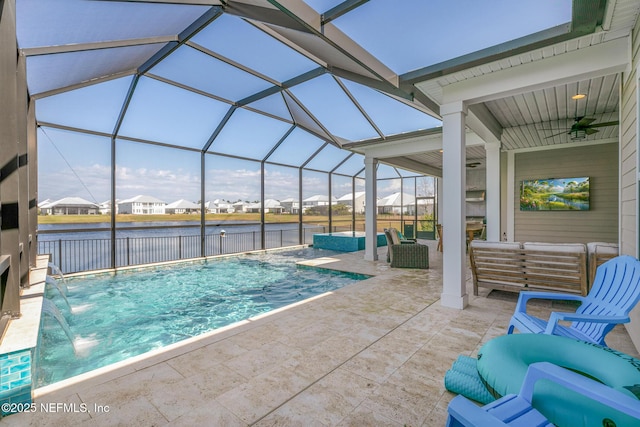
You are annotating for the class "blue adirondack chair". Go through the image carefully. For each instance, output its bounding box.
[508,255,640,346]
[446,361,640,427]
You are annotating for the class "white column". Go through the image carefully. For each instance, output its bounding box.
[364,156,378,261]
[436,177,443,223]
[506,151,515,241]
[441,101,468,309]
[485,141,501,241]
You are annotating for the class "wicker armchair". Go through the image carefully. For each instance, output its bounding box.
[384,228,429,269]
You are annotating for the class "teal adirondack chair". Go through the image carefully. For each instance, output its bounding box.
[508,255,640,346]
[446,362,640,427]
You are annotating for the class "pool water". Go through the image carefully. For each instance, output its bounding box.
[36,248,368,387]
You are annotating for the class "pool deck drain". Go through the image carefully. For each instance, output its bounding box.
[2,241,638,426]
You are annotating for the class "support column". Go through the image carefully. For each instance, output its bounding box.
[27,100,37,268]
[440,101,468,309]
[17,54,28,285]
[485,141,501,241]
[436,177,443,223]
[364,156,378,261]
[506,151,515,241]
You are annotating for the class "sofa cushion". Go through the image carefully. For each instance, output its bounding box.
[522,242,586,253]
[587,242,619,255]
[470,240,522,250]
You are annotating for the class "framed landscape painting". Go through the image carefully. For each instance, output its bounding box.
[520,177,590,211]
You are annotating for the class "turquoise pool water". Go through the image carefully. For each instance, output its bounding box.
[36,248,368,387]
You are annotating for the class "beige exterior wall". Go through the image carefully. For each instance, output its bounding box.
[621,16,640,349]
[513,143,618,244]
[0,0,33,330]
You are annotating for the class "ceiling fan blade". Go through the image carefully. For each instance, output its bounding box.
[544,130,568,139]
[587,121,619,128]
[576,117,596,126]
[585,128,599,135]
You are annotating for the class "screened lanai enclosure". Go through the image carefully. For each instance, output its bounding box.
[23,1,447,273]
[11,0,576,274]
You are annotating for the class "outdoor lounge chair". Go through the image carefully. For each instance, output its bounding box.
[383,228,415,262]
[383,228,429,269]
[507,255,640,346]
[446,361,640,427]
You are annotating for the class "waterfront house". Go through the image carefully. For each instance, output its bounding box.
[232,201,249,213]
[377,192,416,215]
[39,197,99,215]
[246,199,285,214]
[118,195,166,215]
[280,198,300,214]
[337,192,366,214]
[165,199,200,214]
[98,200,118,215]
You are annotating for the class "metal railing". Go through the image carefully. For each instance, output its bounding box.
[38,225,350,274]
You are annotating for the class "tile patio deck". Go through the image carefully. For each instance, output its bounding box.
[2,241,637,426]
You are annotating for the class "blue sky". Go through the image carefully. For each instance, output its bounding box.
[31,0,572,205]
[308,0,572,73]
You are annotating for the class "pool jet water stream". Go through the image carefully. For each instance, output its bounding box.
[46,275,71,313]
[41,299,77,354]
[48,262,66,285]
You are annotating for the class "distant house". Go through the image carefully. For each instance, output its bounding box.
[302,194,337,214]
[232,201,249,213]
[206,199,234,214]
[37,199,51,214]
[337,191,366,214]
[98,199,118,215]
[39,197,100,215]
[377,192,415,214]
[165,199,200,214]
[118,195,165,215]
[279,198,299,214]
[302,195,336,207]
[246,199,284,214]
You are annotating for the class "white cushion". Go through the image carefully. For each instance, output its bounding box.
[388,228,401,245]
[587,242,619,254]
[522,242,586,253]
[470,240,521,250]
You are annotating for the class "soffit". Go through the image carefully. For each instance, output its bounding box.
[403,0,638,158]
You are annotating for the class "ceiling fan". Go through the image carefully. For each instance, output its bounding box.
[466,161,482,168]
[544,116,619,140]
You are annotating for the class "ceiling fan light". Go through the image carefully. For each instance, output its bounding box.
[571,129,586,140]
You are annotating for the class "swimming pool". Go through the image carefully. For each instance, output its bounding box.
[36,248,368,387]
